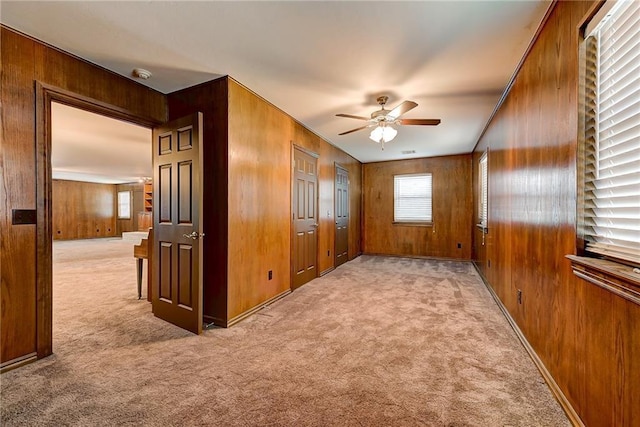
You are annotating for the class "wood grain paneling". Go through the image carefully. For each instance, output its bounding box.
[1,26,166,367]
[472,1,639,425]
[363,155,472,259]
[0,28,38,367]
[52,180,117,240]
[169,77,362,325]
[227,81,293,318]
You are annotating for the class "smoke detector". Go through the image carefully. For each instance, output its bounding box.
[132,68,152,80]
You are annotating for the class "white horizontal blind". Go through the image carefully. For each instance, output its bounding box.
[583,0,640,264]
[394,174,432,222]
[479,152,488,228]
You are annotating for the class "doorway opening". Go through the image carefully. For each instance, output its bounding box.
[36,82,157,358]
[51,101,153,353]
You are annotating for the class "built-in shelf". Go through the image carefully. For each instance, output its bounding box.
[144,183,152,212]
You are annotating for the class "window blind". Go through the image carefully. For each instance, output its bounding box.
[394,174,432,222]
[583,0,640,264]
[479,152,488,228]
[118,191,131,219]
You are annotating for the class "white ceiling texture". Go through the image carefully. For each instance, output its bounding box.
[2,1,550,184]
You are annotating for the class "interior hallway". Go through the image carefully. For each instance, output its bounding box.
[1,239,568,426]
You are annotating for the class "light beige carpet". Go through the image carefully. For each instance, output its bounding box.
[1,238,569,426]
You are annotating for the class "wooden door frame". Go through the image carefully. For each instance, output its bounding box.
[334,162,349,267]
[34,82,162,358]
[290,143,319,290]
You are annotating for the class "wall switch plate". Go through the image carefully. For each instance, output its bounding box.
[268,270,273,280]
[12,209,36,225]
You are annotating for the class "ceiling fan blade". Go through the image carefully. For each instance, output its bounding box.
[338,125,370,136]
[336,113,369,121]
[387,100,418,119]
[398,118,441,126]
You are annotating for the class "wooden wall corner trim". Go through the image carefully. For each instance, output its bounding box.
[472,262,585,427]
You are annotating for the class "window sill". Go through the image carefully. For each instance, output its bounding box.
[392,221,433,227]
[566,255,640,306]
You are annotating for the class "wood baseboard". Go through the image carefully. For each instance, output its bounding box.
[472,262,584,427]
[320,267,335,276]
[226,289,292,328]
[362,252,471,262]
[0,352,38,374]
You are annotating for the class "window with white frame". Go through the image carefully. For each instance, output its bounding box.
[394,173,432,223]
[579,0,640,265]
[478,152,488,229]
[117,191,131,219]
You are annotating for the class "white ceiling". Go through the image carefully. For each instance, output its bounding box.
[52,103,152,184]
[3,0,549,174]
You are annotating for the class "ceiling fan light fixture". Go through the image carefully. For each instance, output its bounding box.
[369,125,397,143]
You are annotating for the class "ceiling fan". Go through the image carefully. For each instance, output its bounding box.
[336,96,440,149]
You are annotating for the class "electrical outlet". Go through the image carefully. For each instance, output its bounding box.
[268,270,273,280]
[457,243,462,249]
[517,289,522,304]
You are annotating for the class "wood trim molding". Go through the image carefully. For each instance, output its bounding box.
[320,267,335,277]
[472,262,585,427]
[292,143,319,159]
[226,289,291,327]
[566,255,640,306]
[0,353,38,374]
[362,252,467,262]
[34,82,164,359]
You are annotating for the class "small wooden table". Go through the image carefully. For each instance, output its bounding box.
[133,229,153,301]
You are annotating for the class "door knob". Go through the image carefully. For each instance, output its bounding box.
[183,231,205,240]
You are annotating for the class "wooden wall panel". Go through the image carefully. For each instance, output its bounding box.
[227,80,293,319]
[1,28,38,366]
[363,155,472,259]
[1,26,166,366]
[52,180,117,240]
[226,80,362,321]
[472,2,639,425]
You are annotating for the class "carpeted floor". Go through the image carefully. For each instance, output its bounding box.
[1,238,569,426]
